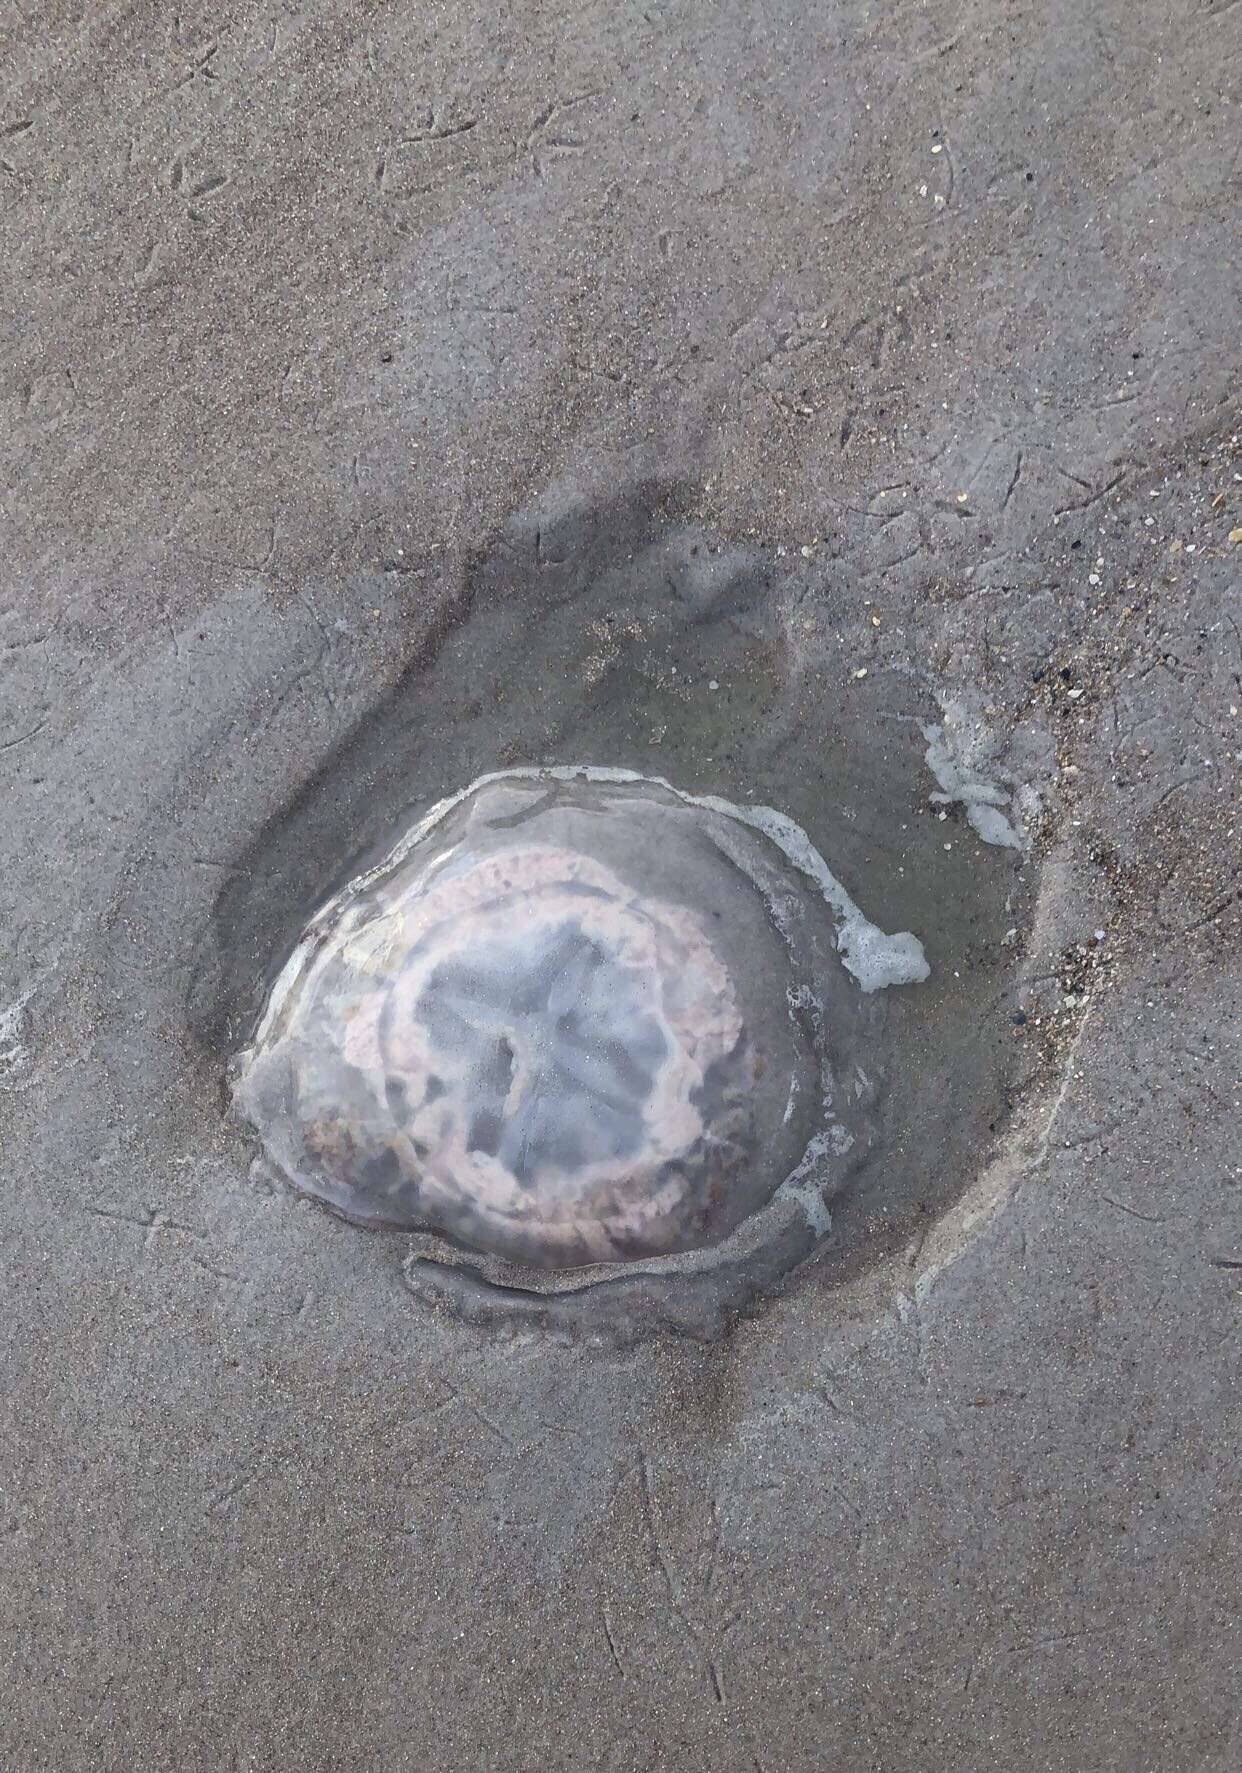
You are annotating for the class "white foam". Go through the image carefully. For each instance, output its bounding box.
[685,790,930,992]
[922,700,1025,850]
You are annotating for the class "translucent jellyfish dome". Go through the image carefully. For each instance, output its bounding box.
[232,768,929,1321]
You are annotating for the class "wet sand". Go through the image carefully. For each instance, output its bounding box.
[2,5,1238,1769]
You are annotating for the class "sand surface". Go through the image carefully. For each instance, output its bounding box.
[2,4,1238,1768]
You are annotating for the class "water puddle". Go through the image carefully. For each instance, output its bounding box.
[189,491,1036,1338]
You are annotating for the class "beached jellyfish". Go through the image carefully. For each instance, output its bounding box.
[232,768,929,1321]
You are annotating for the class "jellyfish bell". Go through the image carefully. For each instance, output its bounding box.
[309,837,757,1265]
[231,768,929,1328]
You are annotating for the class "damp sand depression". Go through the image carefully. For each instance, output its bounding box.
[187,500,1039,1340]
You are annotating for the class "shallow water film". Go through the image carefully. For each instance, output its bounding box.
[192,502,1033,1339]
[233,768,928,1284]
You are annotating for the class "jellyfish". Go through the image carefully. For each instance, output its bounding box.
[231,768,929,1317]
